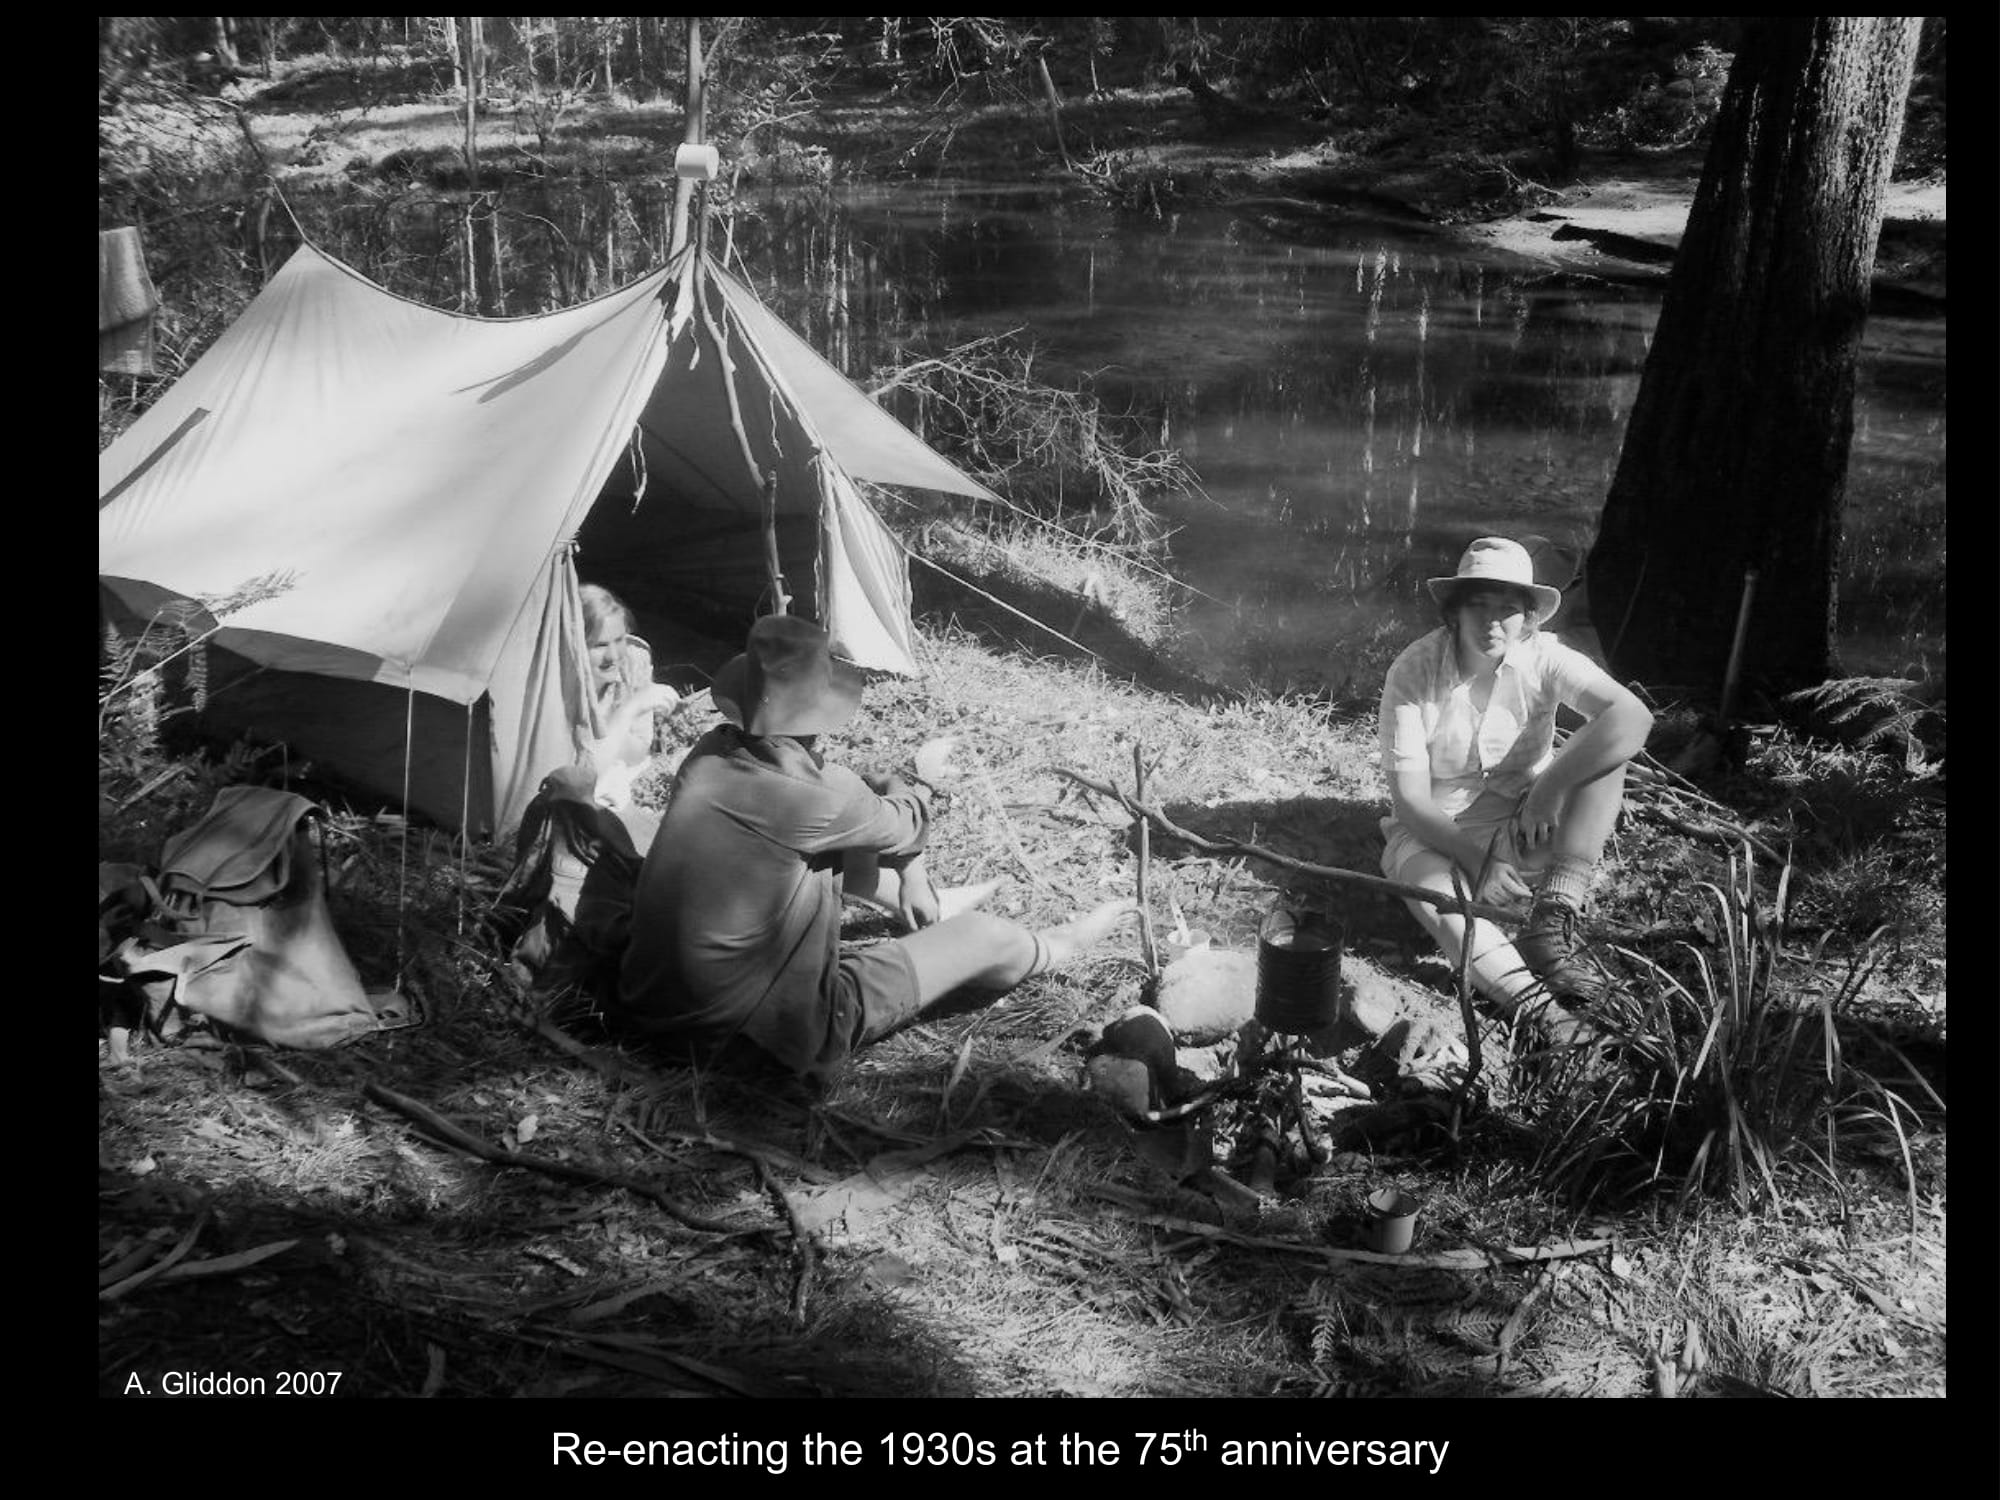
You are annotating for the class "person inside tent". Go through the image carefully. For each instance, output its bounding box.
[577,583,680,822]
[1377,536,1653,1022]
[617,614,1137,1083]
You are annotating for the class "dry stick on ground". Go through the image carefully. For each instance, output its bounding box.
[618,1116,819,1322]
[1577,733,1785,863]
[99,1207,213,1302]
[1132,742,1160,979]
[1056,769,1519,927]
[362,1081,759,1237]
[1056,767,1666,943]
[1089,1188,1613,1270]
[512,1322,773,1397]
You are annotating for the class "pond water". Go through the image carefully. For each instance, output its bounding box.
[727,180,1946,696]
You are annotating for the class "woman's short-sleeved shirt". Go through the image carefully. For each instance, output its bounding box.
[1378,628,1612,816]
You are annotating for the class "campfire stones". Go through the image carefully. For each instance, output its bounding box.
[1085,1005,1199,1116]
[1155,945,1258,1043]
[1083,1054,1156,1118]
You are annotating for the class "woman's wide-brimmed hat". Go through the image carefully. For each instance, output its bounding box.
[1425,536,1564,623]
[711,615,864,736]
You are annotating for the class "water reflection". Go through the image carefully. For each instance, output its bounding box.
[727,180,1945,691]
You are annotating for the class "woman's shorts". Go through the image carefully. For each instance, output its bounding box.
[1380,787,1551,886]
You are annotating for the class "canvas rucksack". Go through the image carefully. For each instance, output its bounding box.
[105,786,414,1049]
[492,765,644,1011]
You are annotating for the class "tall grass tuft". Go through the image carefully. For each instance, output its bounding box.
[1515,846,1937,1222]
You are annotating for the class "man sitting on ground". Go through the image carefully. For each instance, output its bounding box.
[617,614,1135,1083]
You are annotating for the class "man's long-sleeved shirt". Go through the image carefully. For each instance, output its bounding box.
[618,725,928,1073]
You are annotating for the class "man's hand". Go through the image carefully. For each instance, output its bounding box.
[864,770,933,817]
[897,857,941,931]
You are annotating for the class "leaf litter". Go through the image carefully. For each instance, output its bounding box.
[98,623,1944,1397]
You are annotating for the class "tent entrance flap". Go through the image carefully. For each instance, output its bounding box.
[574,501,819,646]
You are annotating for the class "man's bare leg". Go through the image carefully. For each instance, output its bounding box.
[897,900,1138,1007]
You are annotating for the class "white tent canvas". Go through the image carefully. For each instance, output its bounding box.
[99,241,995,835]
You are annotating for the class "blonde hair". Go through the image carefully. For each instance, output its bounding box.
[580,583,633,644]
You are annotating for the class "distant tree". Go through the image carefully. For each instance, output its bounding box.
[208,17,238,69]
[1584,16,1923,708]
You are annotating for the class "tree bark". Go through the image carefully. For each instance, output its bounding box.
[1585,17,1922,708]
[667,17,706,258]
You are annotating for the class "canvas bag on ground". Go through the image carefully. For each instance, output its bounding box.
[123,786,414,1048]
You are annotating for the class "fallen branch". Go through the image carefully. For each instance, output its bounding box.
[1056,767,1672,944]
[618,1115,821,1323]
[1087,1188,1610,1270]
[99,1208,211,1302]
[618,1116,840,1186]
[1636,804,1784,863]
[522,1324,773,1397]
[1054,768,1519,925]
[362,1081,756,1237]
[522,1011,665,1089]
[151,1238,299,1283]
[756,1157,817,1325]
[1132,743,1160,978]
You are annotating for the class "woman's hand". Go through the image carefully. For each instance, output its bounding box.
[1513,777,1565,850]
[1472,857,1534,908]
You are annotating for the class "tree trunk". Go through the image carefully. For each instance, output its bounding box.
[667,18,706,257]
[442,16,462,94]
[462,17,498,315]
[639,16,663,98]
[1036,51,1074,169]
[1584,16,1921,709]
[461,16,481,159]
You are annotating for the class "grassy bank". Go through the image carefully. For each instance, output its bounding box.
[99,621,1944,1399]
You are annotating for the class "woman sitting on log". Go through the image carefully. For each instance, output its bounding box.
[1376,536,1653,1019]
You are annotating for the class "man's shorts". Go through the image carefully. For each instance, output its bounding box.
[1380,786,1552,886]
[839,938,925,1048]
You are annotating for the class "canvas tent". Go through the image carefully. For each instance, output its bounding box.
[99,240,997,838]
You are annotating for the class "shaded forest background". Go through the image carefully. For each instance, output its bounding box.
[98,17,1948,420]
